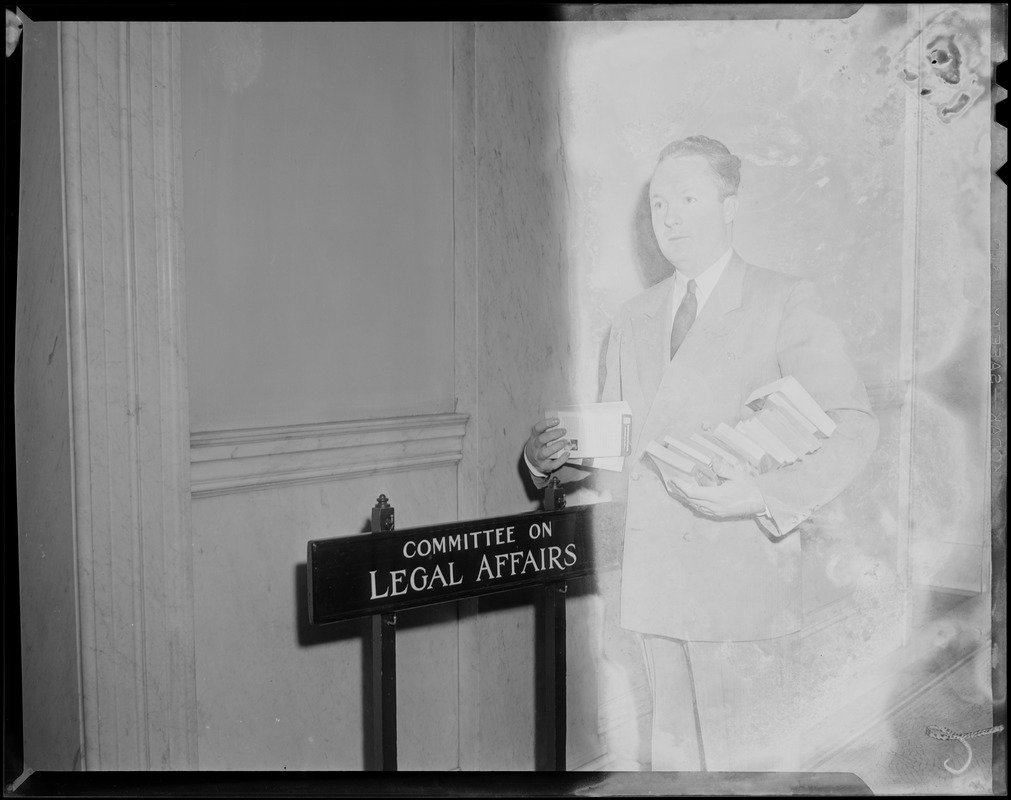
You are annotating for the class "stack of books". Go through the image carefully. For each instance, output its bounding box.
[645,376,836,489]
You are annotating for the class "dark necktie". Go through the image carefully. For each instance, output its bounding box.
[670,279,697,359]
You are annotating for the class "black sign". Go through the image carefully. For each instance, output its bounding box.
[307,503,624,625]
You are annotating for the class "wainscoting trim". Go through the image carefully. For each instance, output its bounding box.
[190,413,470,497]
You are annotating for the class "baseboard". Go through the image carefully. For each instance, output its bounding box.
[574,751,617,772]
[8,768,34,793]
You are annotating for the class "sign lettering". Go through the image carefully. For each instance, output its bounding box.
[307,504,622,625]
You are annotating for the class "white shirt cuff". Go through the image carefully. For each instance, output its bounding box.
[524,450,549,480]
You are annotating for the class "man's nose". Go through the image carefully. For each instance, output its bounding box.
[664,206,682,227]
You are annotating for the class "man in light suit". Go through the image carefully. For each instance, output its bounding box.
[524,135,879,771]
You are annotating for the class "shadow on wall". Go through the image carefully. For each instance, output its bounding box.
[294,563,363,649]
[632,182,676,290]
[293,561,465,770]
[293,563,374,765]
[592,182,676,404]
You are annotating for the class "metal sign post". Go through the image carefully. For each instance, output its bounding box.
[368,495,397,771]
[539,478,568,771]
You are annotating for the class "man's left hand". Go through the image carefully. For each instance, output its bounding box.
[666,468,766,519]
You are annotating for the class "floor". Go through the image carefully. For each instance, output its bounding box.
[580,590,1003,796]
[808,592,1000,795]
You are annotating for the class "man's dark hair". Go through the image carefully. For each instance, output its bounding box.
[656,135,741,199]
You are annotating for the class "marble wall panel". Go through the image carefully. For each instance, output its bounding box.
[181,22,455,431]
[180,21,467,771]
[471,21,604,770]
[452,22,482,770]
[557,9,910,404]
[191,467,460,770]
[474,22,580,516]
[902,5,993,591]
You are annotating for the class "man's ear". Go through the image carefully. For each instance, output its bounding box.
[722,194,739,225]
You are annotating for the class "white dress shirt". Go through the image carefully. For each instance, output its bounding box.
[668,246,733,335]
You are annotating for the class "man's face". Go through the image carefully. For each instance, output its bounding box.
[649,155,737,277]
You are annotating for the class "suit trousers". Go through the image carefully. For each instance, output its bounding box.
[643,633,803,772]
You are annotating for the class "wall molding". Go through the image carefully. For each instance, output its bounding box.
[190,413,470,498]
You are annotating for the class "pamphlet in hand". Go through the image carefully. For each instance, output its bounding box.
[545,401,632,472]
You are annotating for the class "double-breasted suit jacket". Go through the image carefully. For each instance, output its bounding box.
[550,251,879,643]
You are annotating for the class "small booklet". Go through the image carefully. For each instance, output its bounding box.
[544,401,633,472]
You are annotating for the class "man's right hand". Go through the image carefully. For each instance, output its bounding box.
[524,418,571,475]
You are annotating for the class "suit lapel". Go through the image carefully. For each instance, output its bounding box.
[634,253,750,398]
[675,252,748,365]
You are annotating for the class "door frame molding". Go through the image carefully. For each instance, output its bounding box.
[60,21,197,770]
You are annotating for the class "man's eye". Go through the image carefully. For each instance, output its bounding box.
[684,197,697,204]
[652,201,664,210]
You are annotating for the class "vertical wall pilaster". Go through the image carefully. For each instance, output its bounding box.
[60,21,196,770]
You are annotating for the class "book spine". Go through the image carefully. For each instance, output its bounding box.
[645,441,695,473]
[768,404,821,453]
[663,435,714,468]
[712,424,766,470]
[735,420,787,467]
[691,432,748,473]
[740,417,796,464]
[758,407,813,457]
[768,392,820,437]
[646,443,720,487]
[778,378,837,437]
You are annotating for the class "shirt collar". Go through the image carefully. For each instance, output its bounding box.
[674,246,733,314]
[680,247,732,291]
